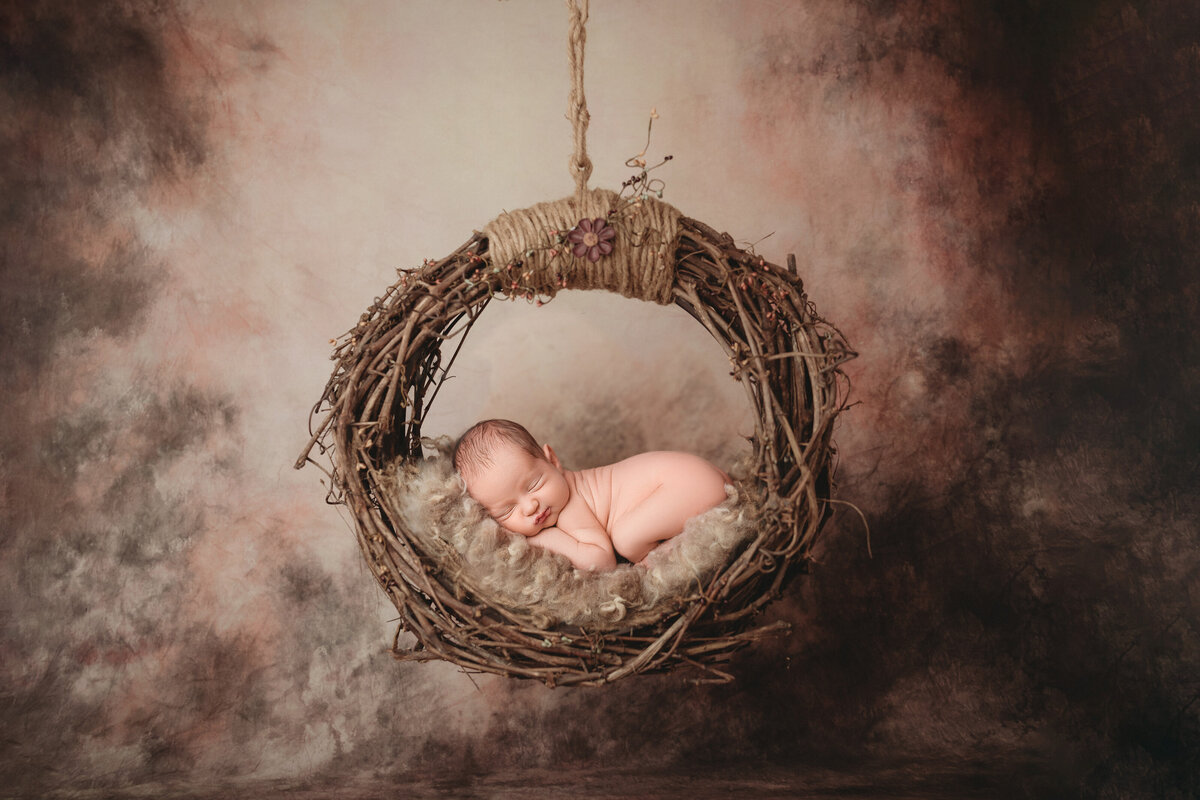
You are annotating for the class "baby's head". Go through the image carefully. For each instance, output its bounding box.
[453,419,570,537]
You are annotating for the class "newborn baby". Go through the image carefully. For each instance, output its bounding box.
[454,419,730,571]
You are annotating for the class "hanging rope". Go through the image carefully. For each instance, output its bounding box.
[566,0,592,206]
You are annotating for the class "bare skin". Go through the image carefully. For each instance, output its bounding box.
[463,441,729,571]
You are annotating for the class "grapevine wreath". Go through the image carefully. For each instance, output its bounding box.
[296,0,853,686]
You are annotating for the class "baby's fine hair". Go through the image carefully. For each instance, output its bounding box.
[453,419,544,478]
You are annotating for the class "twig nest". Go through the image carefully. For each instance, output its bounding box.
[379,445,759,632]
[298,188,853,686]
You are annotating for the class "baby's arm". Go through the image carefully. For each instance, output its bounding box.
[528,526,617,571]
[528,490,616,571]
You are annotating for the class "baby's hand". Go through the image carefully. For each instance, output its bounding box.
[528,527,617,572]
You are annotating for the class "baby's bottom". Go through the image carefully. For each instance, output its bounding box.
[609,454,730,564]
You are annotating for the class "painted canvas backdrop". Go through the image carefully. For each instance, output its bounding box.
[2,0,1197,796]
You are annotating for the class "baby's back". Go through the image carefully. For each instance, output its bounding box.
[572,452,730,562]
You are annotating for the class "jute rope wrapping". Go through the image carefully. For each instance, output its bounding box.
[484,189,679,304]
[297,191,854,686]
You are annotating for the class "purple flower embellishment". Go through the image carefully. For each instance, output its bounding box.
[567,217,616,262]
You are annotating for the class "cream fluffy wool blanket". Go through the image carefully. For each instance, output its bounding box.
[378,449,758,631]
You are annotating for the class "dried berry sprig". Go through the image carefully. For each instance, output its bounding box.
[615,108,674,216]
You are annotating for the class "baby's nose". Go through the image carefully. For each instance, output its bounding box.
[522,496,539,515]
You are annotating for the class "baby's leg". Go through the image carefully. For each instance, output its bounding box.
[610,469,728,564]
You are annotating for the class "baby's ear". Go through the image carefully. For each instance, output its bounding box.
[542,443,561,468]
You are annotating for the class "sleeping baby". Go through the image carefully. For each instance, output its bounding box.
[453,419,730,571]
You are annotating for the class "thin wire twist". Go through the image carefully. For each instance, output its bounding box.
[567,0,592,206]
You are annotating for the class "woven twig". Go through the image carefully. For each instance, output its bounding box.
[296,190,854,686]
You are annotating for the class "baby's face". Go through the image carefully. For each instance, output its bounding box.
[464,441,570,537]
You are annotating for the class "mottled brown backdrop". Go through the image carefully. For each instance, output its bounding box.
[2,1,1197,797]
